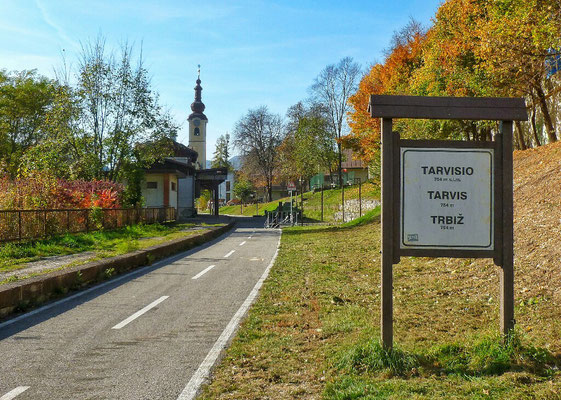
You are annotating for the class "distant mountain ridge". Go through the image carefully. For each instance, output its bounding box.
[205,155,242,170]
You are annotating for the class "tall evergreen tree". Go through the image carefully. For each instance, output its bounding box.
[211,133,232,169]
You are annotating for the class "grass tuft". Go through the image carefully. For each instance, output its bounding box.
[426,330,558,377]
[323,376,390,400]
[337,338,418,376]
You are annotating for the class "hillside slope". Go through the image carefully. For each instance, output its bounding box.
[513,142,561,312]
[199,143,561,399]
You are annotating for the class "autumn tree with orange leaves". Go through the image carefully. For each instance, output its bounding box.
[347,1,561,167]
[345,20,426,165]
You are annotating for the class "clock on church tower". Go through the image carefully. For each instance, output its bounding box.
[188,69,207,169]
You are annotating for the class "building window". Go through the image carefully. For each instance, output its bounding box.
[226,181,230,191]
[194,127,200,136]
[147,181,157,189]
[171,182,176,191]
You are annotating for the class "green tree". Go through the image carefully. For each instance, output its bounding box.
[211,133,232,169]
[233,177,255,204]
[310,57,361,188]
[0,69,57,177]
[74,37,178,182]
[233,106,283,202]
[279,102,337,183]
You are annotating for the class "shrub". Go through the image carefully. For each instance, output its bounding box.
[0,173,123,210]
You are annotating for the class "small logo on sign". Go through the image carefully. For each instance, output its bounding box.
[407,234,419,242]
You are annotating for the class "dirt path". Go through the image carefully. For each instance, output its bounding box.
[0,251,98,280]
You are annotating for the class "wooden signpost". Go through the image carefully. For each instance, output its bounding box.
[369,95,528,349]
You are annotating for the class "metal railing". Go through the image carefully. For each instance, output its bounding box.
[0,207,176,243]
[264,208,300,228]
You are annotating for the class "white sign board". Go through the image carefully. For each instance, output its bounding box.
[400,148,494,250]
[287,182,296,192]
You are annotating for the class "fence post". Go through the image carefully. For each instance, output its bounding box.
[321,186,324,222]
[342,183,345,223]
[300,180,304,226]
[67,210,70,232]
[85,210,89,233]
[18,211,22,241]
[43,210,47,238]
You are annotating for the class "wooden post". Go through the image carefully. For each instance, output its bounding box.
[18,211,22,241]
[342,182,345,223]
[300,181,304,226]
[381,117,394,349]
[67,210,70,232]
[500,121,515,336]
[214,186,219,216]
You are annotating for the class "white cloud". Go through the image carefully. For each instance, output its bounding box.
[35,0,80,50]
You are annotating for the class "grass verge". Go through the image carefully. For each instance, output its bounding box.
[0,222,212,280]
[199,210,561,399]
[218,181,380,223]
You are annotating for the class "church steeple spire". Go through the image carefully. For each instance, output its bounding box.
[188,65,208,169]
[189,64,207,119]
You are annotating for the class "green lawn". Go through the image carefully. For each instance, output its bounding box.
[218,181,380,223]
[0,222,213,281]
[200,211,560,399]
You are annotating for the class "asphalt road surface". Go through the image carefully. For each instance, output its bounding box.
[0,217,281,400]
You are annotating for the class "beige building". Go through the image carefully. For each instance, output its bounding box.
[141,149,197,213]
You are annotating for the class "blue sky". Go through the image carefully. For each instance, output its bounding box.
[0,0,443,156]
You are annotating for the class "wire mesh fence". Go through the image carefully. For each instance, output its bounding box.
[0,207,176,243]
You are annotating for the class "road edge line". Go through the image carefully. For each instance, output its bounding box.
[177,229,282,400]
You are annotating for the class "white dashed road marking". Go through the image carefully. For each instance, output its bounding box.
[112,296,169,330]
[177,231,282,400]
[0,387,30,400]
[191,265,215,280]
[224,250,235,258]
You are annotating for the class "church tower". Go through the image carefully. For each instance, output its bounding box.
[188,67,207,169]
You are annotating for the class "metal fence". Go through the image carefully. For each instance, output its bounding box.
[0,207,176,243]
